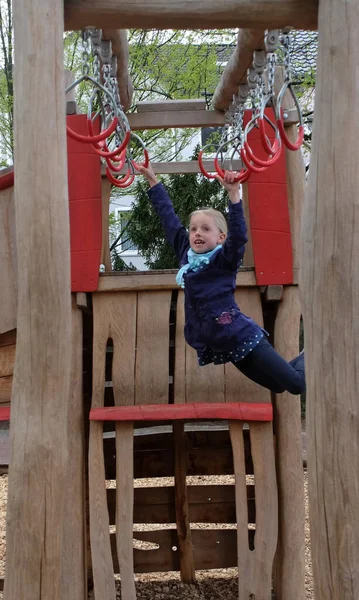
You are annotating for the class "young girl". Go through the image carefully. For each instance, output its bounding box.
[137,162,305,395]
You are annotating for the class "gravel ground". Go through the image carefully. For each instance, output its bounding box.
[0,471,313,599]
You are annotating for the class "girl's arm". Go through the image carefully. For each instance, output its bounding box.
[136,163,189,263]
[216,173,248,267]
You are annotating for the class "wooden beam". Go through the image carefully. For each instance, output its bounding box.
[5,3,74,600]
[64,0,318,32]
[212,29,265,111]
[102,29,133,112]
[301,0,359,597]
[128,108,225,130]
[101,159,243,176]
[137,99,206,112]
[97,269,257,291]
[128,105,298,131]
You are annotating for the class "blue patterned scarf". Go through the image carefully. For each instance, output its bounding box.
[176,245,222,289]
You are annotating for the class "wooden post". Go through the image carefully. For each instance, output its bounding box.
[273,286,305,600]
[102,29,133,112]
[4,1,74,599]
[101,176,113,271]
[173,422,195,582]
[301,1,359,598]
[61,300,87,599]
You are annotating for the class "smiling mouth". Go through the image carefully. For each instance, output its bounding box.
[194,240,205,245]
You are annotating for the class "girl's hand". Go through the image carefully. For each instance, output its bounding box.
[215,171,241,204]
[136,162,159,188]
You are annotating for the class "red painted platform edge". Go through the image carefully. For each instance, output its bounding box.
[0,408,10,421]
[0,169,14,191]
[90,402,273,422]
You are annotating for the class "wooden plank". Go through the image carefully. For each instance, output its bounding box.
[0,375,12,404]
[91,402,272,421]
[135,291,172,405]
[102,29,133,112]
[174,291,226,404]
[0,344,16,377]
[137,99,206,113]
[242,183,254,267]
[107,484,256,524]
[101,159,243,176]
[225,288,272,404]
[97,269,259,292]
[64,0,318,32]
[173,422,195,581]
[212,29,264,111]
[128,109,226,131]
[93,292,137,407]
[90,295,123,599]
[242,421,278,598]
[272,285,305,600]
[61,300,87,600]
[111,528,250,573]
[0,184,17,334]
[5,1,73,598]
[89,421,116,599]
[274,66,305,272]
[115,422,136,599]
[104,429,254,479]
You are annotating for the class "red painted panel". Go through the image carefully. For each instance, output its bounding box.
[0,169,14,190]
[67,115,102,292]
[0,407,10,421]
[90,402,273,422]
[243,109,294,285]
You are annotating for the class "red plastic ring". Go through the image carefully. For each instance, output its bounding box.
[277,119,304,151]
[243,140,282,168]
[132,149,149,171]
[66,116,118,144]
[106,167,135,188]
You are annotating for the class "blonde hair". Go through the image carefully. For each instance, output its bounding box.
[189,207,228,237]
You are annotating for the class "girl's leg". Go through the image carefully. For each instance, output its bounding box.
[232,337,305,395]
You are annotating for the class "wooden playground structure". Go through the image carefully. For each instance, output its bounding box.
[0,0,358,599]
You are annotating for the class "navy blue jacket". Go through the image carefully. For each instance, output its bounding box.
[148,183,262,353]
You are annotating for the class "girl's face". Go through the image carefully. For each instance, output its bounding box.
[189,212,226,254]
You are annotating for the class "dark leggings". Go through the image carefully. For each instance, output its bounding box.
[232,337,305,395]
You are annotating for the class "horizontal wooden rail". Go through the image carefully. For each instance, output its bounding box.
[101,159,243,176]
[64,0,318,32]
[97,269,299,292]
[90,402,273,422]
[128,108,226,130]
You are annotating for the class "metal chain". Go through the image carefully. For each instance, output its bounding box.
[100,40,113,92]
[281,31,292,83]
[267,53,277,96]
[89,29,102,83]
[81,30,91,77]
[264,30,280,96]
